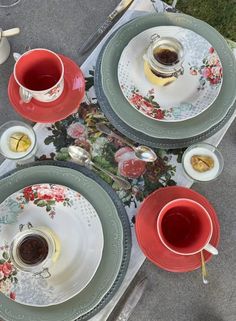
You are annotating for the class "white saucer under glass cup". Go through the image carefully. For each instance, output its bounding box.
[0,120,37,164]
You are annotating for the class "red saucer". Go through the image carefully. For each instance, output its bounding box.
[8,54,85,123]
[135,186,220,272]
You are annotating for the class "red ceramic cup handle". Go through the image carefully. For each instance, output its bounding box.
[13,53,33,103]
[19,87,33,103]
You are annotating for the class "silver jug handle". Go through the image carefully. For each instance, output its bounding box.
[173,65,184,78]
[19,222,33,232]
[150,33,160,43]
[34,268,51,279]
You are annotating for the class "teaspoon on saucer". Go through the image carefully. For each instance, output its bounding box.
[68,145,131,190]
[96,123,157,162]
[200,251,208,285]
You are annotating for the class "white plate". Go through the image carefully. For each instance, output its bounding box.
[0,183,104,307]
[118,26,223,122]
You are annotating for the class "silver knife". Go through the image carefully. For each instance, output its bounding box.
[115,277,147,321]
[78,0,134,55]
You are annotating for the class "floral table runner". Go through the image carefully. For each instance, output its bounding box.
[0,0,235,320]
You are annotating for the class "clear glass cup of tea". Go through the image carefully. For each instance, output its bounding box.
[10,223,60,279]
[0,120,37,164]
[143,34,185,86]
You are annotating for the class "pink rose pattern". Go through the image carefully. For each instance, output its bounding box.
[20,184,72,219]
[66,122,92,151]
[190,47,222,88]
[48,83,61,98]
[115,147,146,179]
[128,89,167,120]
[67,122,87,139]
[44,100,177,207]
[0,249,17,301]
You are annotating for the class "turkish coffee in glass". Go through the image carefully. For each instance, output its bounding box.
[10,223,60,278]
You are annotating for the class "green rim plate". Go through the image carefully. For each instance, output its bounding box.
[99,13,236,139]
[0,161,131,321]
[96,34,236,148]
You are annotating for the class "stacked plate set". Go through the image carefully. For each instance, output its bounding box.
[95,13,236,148]
[0,162,131,321]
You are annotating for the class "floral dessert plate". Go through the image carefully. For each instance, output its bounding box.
[97,13,236,140]
[135,186,220,272]
[0,163,130,321]
[0,183,104,307]
[118,26,223,122]
[8,54,85,123]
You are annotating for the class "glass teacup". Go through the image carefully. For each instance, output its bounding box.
[10,223,60,279]
[143,34,185,86]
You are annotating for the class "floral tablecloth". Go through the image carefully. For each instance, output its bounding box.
[0,0,235,320]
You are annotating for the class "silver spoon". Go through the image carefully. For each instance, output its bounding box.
[68,145,131,190]
[200,251,209,285]
[96,123,157,162]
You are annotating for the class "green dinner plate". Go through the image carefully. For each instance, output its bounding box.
[99,13,236,140]
[0,161,131,321]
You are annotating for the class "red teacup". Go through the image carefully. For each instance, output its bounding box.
[13,48,64,103]
[157,198,218,255]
